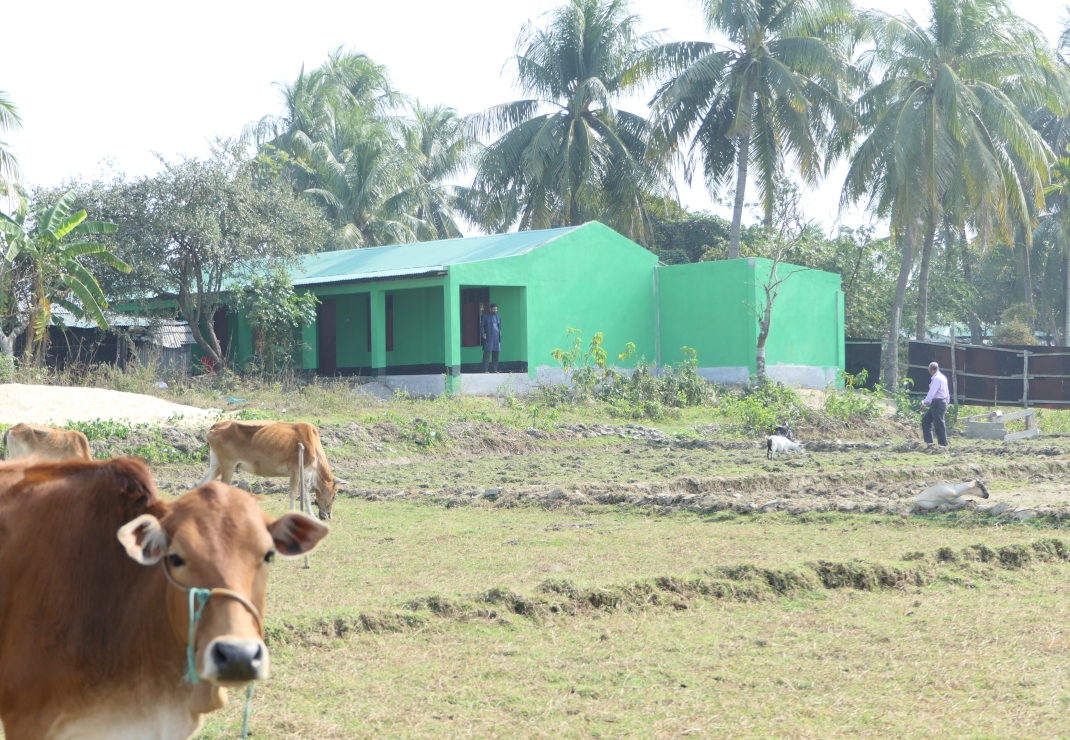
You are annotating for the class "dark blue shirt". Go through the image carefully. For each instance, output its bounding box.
[481,313,501,351]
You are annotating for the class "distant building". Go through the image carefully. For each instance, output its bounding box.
[215,222,844,394]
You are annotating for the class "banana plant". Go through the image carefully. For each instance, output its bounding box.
[0,190,130,360]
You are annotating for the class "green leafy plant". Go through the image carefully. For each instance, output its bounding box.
[718,379,810,436]
[236,408,280,421]
[63,418,132,441]
[237,270,318,374]
[0,190,130,361]
[823,369,884,423]
[893,377,920,422]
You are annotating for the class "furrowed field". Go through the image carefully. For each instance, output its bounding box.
[11,375,1070,739]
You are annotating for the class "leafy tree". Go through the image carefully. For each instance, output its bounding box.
[842,0,1066,385]
[649,210,731,263]
[77,145,331,369]
[647,0,857,259]
[467,0,668,243]
[0,191,130,361]
[235,270,318,373]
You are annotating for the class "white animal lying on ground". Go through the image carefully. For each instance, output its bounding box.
[767,435,804,460]
[915,480,989,510]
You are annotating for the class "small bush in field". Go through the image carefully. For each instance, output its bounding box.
[717,380,810,435]
[823,369,884,423]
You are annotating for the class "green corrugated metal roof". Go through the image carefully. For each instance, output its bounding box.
[292,226,580,286]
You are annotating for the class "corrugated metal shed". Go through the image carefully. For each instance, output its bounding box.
[292,226,579,286]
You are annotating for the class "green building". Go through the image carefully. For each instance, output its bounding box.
[226,221,844,394]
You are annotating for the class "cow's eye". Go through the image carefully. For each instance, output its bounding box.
[168,553,186,568]
[264,550,276,564]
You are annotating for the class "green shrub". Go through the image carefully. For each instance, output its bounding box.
[717,379,810,435]
[823,369,884,423]
[549,333,713,420]
[236,408,280,421]
[63,419,133,440]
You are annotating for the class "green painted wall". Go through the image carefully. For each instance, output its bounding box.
[658,258,843,373]
[657,259,755,369]
[757,259,843,370]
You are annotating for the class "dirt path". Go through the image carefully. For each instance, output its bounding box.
[0,384,219,425]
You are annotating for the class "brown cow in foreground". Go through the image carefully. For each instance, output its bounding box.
[199,420,342,520]
[0,457,329,740]
[4,423,91,461]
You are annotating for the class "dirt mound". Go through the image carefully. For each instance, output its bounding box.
[0,384,219,426]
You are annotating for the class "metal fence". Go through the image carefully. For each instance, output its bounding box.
[907,340,1070,408]
[845,339,882,389]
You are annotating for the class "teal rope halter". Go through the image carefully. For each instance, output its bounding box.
[164,561,264,739]
[185,588,211,685]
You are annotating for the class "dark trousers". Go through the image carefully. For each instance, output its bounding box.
[922,399,948,446]
[482,351,499,373]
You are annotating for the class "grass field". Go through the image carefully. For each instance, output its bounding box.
[10,372,1070,738]
[195,496,1070,739]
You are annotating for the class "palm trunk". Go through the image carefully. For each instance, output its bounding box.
[1064,237,1069,346]
[915,215,938,341]
[961,230,982,345]
[729,133,750,260]
[1021,229,1035,325]
[884,222,918,389]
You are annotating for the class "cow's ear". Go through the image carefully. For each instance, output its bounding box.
[268,512,330,557]
[117,514,170,565]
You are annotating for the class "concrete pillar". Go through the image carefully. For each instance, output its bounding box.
[370,288,386,375]
[442,275,461,394]
[519,287,533,379]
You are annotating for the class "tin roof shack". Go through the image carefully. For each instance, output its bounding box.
[18,306,199,375]
[221,222,844,395]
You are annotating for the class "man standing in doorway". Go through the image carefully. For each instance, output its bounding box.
[920,361,950,446]
[481,303,501,373]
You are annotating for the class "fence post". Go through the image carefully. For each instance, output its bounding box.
[1022,351,1029,408]
[950,334,959,408]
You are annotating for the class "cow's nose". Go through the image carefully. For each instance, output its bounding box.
[209,639,267,683]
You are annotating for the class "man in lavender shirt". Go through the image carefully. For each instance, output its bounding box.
[920,361,950,446]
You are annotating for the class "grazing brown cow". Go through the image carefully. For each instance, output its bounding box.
[4,423,91,461]
[199,420,342,520]
[0,457,328,740]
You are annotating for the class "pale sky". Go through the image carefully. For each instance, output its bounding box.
[2,0,1064,235]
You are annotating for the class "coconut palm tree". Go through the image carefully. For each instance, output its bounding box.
[299,106,436,247]
[647,0,858,259]
[243,48,403,193]
[468,0,668,243]
[842,0,1066,386]
[399,103,478,240]
[1039,147,1070,344]
[0,191,130,360]
[0,91,21,201]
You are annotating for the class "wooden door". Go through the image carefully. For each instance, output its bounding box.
[317,299,337,375]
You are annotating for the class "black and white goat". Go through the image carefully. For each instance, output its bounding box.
[767,435,804,460]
